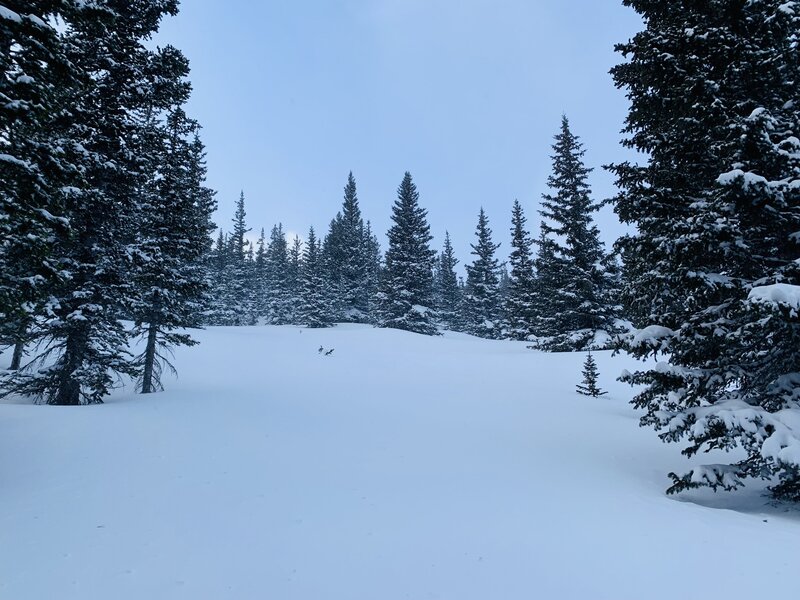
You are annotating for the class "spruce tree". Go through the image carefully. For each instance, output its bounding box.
[531,227,565,342]
[287,234,303,322]
[132,108,215,394]
[330,172,370,321]
[0,1,80,370]
[434,232,462,331]
[498,266,510,306]
[298,227,332,328]
[536,116,617,351]
[504,200,537,340]
[205,231,238,325]
[230,191,250,258]
[2,1,184,404]
[376,172,437,335]
[363,221,382,322]
[265,224,291,324]
[321,215,345,321]
[253,228,268,318]
[576,353,607,397]
[462,208,502,339]
[226,192,256,325]
[610,0,800,499]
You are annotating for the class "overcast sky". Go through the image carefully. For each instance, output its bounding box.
[155,0,643,264]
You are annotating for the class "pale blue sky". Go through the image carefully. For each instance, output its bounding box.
[155,0,642,262]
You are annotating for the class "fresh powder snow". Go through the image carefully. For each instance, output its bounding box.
[1,325,798,599]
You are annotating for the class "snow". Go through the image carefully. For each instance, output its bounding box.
[410,303,432,315]
[0,5,22,23]
[748,283,800,310]
[716,168,769,188]
[0,153,33,170]
[629,324,675,353]
[2,325,799,599]
[0,5,48,28]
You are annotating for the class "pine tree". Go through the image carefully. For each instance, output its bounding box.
[576,353,607,397]
[224,193,256,325]
[531,227,565,341]
[462,208,502,339]
[376,172,437,335]
[205,231,238,325]
[434,232,462,331]
[265,224,291,324]
[363,221,382,321]
[230,191,250,258]
[132,108,216,394]
[253,228,268,318]
[298,227,332,328]
[330,172,370,321]
[0,1,80,370]
[2,1,184,404]
[610,0,800,499]
[498,266,510,306]
[536,116,618,351]
[287,234,303,322]
[321,215,345,321]
[504,200,537,340]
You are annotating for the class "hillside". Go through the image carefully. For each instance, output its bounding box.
[2,325,798,599]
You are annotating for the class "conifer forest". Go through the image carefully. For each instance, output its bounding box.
[2,1,800,598]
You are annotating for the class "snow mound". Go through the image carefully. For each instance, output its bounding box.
[748,283,800,310]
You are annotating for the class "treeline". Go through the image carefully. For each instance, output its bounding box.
[5,1,799,505]
[0,2,215,404]
[205,117,623,347]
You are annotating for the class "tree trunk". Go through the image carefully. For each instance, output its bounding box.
[51,332,86,405]
[10,340,24,371]
[140,323,158,394]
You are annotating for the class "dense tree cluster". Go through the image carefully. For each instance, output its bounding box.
[0,8,619,378]
[0,1,215,404]
[3,0,793,507]
[203,152,621,345]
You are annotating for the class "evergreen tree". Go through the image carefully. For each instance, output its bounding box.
[205,231,237,325]
[226,192,256,325]
[298,227,332,328]
[2,1,184,404]
[610,0,800,499]
[230,191,250,258]
[244,240,258,321]
[321,215,345,321]
[536,116,617,351]
[253,228,268,318]
[376,172,437,335]
[498,266,510,305]
[504,200,537,340]
[0,1,80,370]
[132,108,216,394]
[330,172,370,321]
[265,224,291,324]
[434,232,462,331]
[531,227,565,341]
[576,352,607,397]
[462,208,502,339]
[186,132,218,305]
[287,234,303,322]
[363,221,382,321]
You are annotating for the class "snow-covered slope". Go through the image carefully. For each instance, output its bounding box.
[1,325,798,599]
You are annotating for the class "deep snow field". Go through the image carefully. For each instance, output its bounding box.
[2,325,799,599]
